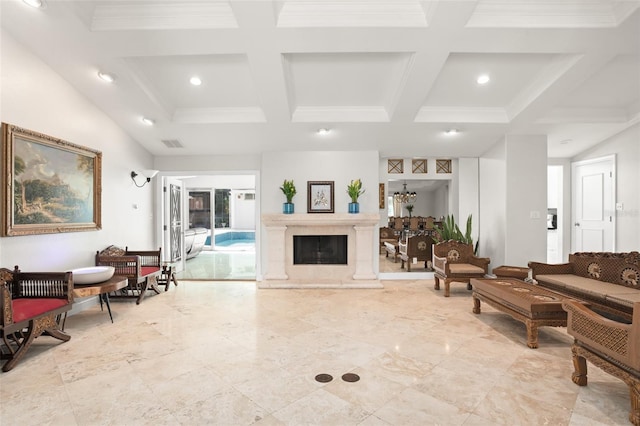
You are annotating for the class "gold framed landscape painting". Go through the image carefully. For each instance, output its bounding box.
[1,123,102,236]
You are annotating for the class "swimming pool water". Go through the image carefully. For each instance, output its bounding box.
[213,231,255,247]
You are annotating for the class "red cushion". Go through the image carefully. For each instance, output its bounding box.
[12,298,68,323]
[141,266,160,276]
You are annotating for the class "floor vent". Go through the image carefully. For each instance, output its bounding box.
[341,373,360,382]
[161,139,184,148]
[315,374,333,383]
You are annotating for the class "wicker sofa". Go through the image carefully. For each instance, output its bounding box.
[563,299,639,425]
[529,252,640,322]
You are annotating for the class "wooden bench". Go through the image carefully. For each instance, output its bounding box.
[0,266,73,372]
[95,246,162,305]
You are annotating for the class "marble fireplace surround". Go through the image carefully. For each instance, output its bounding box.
[260,213,382,288]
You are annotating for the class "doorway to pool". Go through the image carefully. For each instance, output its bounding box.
[175,174,256,281]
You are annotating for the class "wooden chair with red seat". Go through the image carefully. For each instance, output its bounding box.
[0,266,73,372]
[95,245,162,304]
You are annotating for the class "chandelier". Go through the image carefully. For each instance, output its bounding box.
[393,182,417,203]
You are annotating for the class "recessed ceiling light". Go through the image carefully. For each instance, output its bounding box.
[97,71,116,83]
[477,74,490,85]
[445,129,459,136]
[141,117,155,126]
[23,0,44,8]
[190,76,202,86]
[317,128,331,135]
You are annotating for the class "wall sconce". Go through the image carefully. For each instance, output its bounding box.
[131,169,159,188]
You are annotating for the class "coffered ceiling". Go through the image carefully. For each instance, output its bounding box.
[1,0,639,158]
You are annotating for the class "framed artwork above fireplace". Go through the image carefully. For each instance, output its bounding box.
[307,181,334,213]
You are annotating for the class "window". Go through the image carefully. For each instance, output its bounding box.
[214,189,230,228]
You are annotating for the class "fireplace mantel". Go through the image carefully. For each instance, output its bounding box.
[260,213,381,289]
[262,213,380,227]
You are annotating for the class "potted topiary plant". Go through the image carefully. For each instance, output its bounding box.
[405,204,414,218]
[347,179,365,213]
[280,179,296,214]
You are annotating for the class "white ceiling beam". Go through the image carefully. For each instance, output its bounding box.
[277,1,428,28]
[91,2,238,31]
[230,2,293,123]
[292,106,390,122]
[173,107,267,123]
[415,106,509,123]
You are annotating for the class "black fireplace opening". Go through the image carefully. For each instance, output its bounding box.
[294,235,348,265]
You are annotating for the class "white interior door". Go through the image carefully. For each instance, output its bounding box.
[163,177,185,272]
[571,155,615,252]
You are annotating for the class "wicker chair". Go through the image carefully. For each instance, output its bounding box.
[424,216,435,230]
[379,227,397,254]
[399,234,435,272]
[0,266,73,372]
[563,299,639,425]
[432,240,490,297]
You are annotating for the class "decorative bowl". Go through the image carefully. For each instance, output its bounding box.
[72,266,115,284]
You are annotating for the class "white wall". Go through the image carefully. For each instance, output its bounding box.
[155,155,261,172]
[230,190,256,229]
[480,135,548,270]
[262,151,380,215]
[548,158,572,261]
[458,158,479,243]
[479,140,507,267]
[572,124,640,252]
[0,30,155,271]
[505,135,548,265]
[546,165,563,263]
[432,184,449,219]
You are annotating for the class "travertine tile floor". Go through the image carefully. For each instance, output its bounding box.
[0,280,630,425]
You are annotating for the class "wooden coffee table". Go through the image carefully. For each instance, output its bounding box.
[471,278,567,349]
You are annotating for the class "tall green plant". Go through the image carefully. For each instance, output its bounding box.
[434,214,478,254]
[405,204,414,217]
